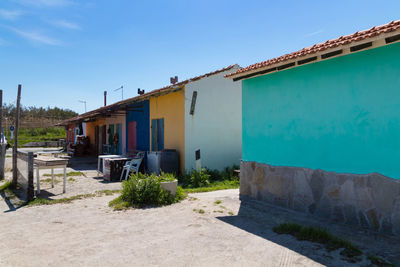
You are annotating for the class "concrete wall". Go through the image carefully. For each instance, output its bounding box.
[242,42,400,179]
[184,67,242,172]
[150,90,185,172]
[241,161,400,235]
[105,114,126,154]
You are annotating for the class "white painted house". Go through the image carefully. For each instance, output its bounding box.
[184,64,242,171]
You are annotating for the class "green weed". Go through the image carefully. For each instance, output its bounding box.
[193,208,205,214]
[28,190,121,206]
[183,180,239,193]
[0,180,12,191]
[367,255,395,267]
[43,171,83,177]
[273,223,362,261]
[213,210,224,213]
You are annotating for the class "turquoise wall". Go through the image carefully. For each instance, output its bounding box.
[243,42,400,179]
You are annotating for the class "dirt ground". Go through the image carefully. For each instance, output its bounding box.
[0,155,399,266]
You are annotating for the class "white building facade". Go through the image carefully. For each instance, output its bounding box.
[184,65,242,172]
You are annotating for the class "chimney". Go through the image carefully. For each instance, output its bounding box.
[138,88,145,95]
[170,76,178,85]
[104,91,107,106]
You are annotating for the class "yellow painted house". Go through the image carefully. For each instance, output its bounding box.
[149,89,185,172]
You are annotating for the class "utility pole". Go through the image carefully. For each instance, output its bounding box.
[12,85,21,187]
[79,100,87,113]
[0,90,3,180]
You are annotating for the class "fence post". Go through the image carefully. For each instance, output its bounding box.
[12,85,21,187]
[27,152,34,201]
[0,89,4,180]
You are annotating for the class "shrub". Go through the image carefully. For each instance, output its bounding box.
[186,168,210,188]
[115,172,184,208]
[178,165,239,188]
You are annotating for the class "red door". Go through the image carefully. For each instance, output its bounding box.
[128,121,137,152]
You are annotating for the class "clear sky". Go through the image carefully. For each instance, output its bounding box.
[0,0,399,114]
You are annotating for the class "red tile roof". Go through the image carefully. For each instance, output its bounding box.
[226,20,400,79]
[59,64,239,125]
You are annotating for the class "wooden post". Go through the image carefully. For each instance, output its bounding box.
[36,166,40,195]
[0,90,3,180]
[63,166,66,193]
[12,85,21,187]
[27,152,34,202]
[51,168,54,188]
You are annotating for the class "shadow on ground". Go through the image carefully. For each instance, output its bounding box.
[0,186,26,213]
[217,196,400,266]
[68,156,97,171]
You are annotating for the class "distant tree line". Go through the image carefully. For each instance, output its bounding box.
[2,103,78,121]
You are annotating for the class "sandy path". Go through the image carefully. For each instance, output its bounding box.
[0,189,326,267]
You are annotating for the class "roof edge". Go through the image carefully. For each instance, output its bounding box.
[227,20,400,80]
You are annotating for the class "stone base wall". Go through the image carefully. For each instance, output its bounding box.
[240,161,400,235]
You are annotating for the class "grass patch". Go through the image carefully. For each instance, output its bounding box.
[228,211,234,215]
[5,127,66,147]
[193,208,205,214]
[214,200,222,204]
[183,180,239,193]
[42,178,60,184]
[108,195,129,211]
[0,180,13,191]
[367,255,395,267]
[273,223,362,262]
[43,171,83,177]
[28,190,121,206]
[213,210,224,213]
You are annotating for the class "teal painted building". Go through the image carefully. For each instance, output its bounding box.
[229,25,400,179]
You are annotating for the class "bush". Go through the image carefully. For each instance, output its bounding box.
[115,172,184,208]
[179,168,210,188]
[178,165,239,188]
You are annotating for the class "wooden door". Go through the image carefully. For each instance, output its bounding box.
[128,121,137,152]
[94,126,99,154]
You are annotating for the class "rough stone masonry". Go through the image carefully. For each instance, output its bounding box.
[240,161,400,235]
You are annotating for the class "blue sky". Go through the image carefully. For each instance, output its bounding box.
[0,0,399,114]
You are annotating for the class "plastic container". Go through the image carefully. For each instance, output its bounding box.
[160,149,180,175]
[147,151,161,175]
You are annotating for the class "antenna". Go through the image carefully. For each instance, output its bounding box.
[170,76,178,85]
[114,86,124,100]
[78,100,87,113]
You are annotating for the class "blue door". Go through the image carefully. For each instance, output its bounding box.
[151,118,164,151]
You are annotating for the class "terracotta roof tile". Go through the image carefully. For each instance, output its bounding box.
[226,20,400,79]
